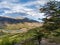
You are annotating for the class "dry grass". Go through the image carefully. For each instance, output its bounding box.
[4,22,43,30]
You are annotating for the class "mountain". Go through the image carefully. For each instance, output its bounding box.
[0,16,43,30]
[0,16,38,24]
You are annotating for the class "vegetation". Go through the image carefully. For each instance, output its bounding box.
[0,28,41,45]
[40,0,60,43]
[0,0,60,45]
[3,22,41,30]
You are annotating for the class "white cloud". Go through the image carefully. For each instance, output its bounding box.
[0,0,48,19]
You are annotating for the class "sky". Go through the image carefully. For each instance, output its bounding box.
[0,0,53,22]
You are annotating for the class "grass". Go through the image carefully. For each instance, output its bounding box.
[0,29,38,45]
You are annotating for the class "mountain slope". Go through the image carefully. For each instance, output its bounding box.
[0,16,38,24]
[0,16,42,30]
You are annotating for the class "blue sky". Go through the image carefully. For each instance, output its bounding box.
[0,0,50,22]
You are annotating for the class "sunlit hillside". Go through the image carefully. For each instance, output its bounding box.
[0,16,43,30]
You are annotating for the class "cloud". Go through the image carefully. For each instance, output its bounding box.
[0,0,48,21]
[23,0,47,6]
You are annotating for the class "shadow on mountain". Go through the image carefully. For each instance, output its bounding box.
[0,16,39,24]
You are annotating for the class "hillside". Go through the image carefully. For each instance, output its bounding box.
[0,16,43,30]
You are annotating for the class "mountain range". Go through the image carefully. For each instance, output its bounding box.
[0,16,42,30]
[0,16,38,24]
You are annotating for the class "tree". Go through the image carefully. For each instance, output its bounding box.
[29,27,44,45]
[40,0,60,31]
[39,0,60,43]
[21,0,60,45]
[30,1,60,45]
